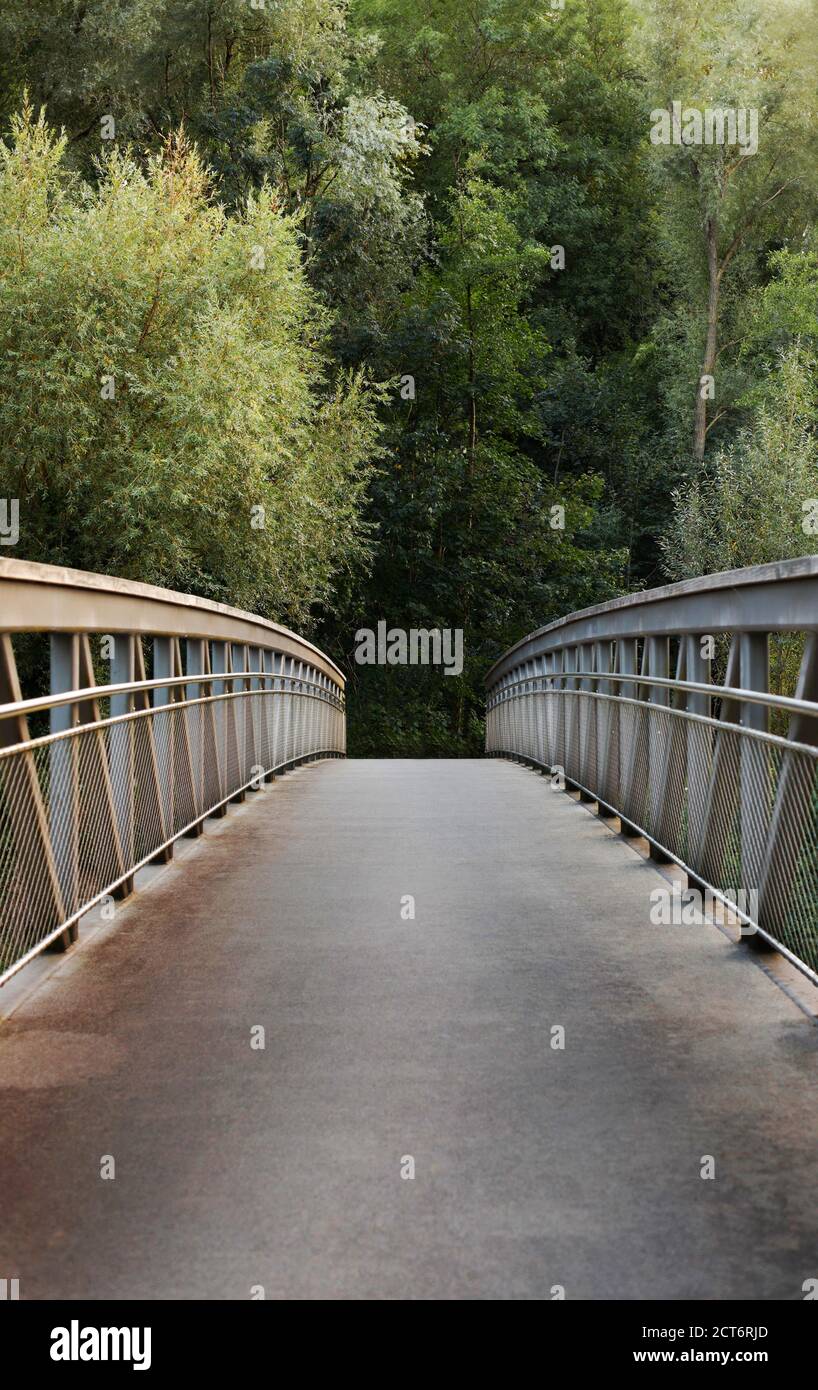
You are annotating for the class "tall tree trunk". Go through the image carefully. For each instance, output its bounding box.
[465,281,477,491]
[693,216,719,461]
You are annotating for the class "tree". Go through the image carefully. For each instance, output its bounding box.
[0,2,351,158]
[662,343,818,578]
[639,0,818,459]
[663,246,818,577]
[329,174,627,754]
[0,104,380,626]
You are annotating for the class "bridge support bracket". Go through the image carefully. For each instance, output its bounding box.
[45,922,79,953]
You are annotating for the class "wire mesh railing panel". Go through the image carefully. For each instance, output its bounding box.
[0,684,344,982]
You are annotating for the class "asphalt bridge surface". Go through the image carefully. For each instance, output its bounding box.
[1,759,816,1299]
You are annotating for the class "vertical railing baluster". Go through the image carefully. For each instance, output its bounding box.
[153,637,174,844]
[261,649,274,775]
[697,639,741,890]
[247,645,261,783]
[272,652,283,770]
[230,643,248,795]
[110,634,136,886]
[646,636,669,850]
[738,632,770,916]
[185,638,205,822]
[211,640,228,812]
[594,639,616,815]
[285,657,295,765]
[50,634,80,927]
[685,633,711,867]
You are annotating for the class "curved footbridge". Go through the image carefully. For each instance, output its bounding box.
[1,558,817,1300]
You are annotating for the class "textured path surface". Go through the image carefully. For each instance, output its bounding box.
[1,758,816,1301]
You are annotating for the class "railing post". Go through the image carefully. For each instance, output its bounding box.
[652,640,689,859]
[618,639,637,701]
[684,634,712,868]
[738,632,770,931]
[317,669,325,756]
[309,665,318,758]
[306,662,314,756]
[564,644,579,783]
[594,640,617,816]
[619,639,646,838]
[230,643,248,798]
[284,656,295,765]
[183,638,206,835]
[287,658,296,764]
[322,669,329,756]
[152,636,175,851]
[110,634,136,886]
[272,652,284,772]
[314,670,322,756]
[646,636,672,858]
[533,655,545,766]
[49,634,80,938]
[502,673,510,756]
[697,638,741,891]
[542,651,554,767]
[246,646,261,784]
[553,647,565,772]
[301,663,311,760]
[261,649,275,778]
[576,644,594,798]
[296,660,305,762]
[523,660,533,761]
[211,640,229,815]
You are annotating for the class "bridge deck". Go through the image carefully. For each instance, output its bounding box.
[1,758,816,1300]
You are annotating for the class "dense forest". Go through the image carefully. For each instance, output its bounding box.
[1,0,816,753]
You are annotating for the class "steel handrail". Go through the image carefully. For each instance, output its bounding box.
[0,685,344,761]
[488,672,818,719]
[0,672,342,727]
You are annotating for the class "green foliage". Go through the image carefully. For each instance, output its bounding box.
[195,56,428,365]
[0,105,380,625]
[1,0,817,754]
[663,344,818,577]
[330,170,628,753]
[638,0,818,457]
[664,246,818,577]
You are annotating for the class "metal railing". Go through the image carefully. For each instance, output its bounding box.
[0,559,345,984]
[485,558,818,985]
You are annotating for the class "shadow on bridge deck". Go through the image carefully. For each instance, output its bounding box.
[0,758,816,1300]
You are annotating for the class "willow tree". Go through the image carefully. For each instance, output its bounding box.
[0,105,381,625]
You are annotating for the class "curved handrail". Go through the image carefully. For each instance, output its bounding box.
[489,671,818,720]
[485,556,818,687]
[0,556,344,687]
[0,671,341,729]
